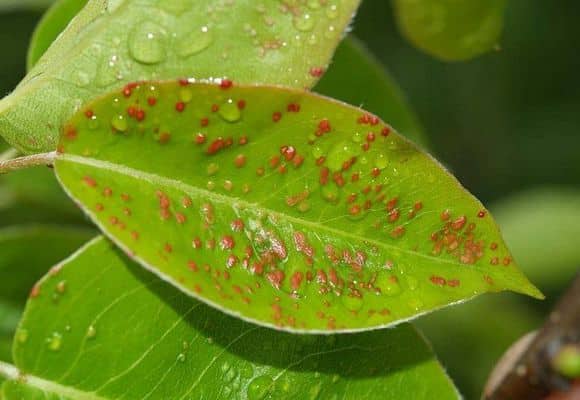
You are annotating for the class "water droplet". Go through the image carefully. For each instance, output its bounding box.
[406,275,419,290]
[46,332,62,351]
[86,325,97,339]
[326,141,359,171]
[219,99,242,123]
[56,280,67,294]
[293,13,315,32]
[307,0,322,10]
[375,154,388,170]
[178,26,213,58]
[247,375,274,400]
[129,21,167,64]
[408,298,423,311]
[331,374,340,383]
[341,295,364,311]
[326,4,340,19]
[177,353,187,362]
[111,115,128,132]
[16,329,28,344]
[375,274,402,296]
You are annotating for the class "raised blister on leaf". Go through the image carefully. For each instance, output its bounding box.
[54,80,542,333]
[393,0,507,61]
[0,0,362,153]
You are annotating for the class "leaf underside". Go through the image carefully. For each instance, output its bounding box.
[393,0,507,61]
[2,237,460,400]
[0,0,361,153]
[54,81,541,333]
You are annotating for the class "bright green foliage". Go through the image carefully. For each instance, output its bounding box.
[492,188,580,295]
[54,81,541,333]
[26,0,88,70]
[0,237,459,399]
[0,0,361,153]
[316,37,428,147]
[0,225,94,365]
[393,0,507,61]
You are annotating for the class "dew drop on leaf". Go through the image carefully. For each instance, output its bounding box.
[46,332,63,351]
[293,13,315,32]
[86,325,97,339]
[178,26,214,58]
[219,99,242,123]
[16,328,28,344]
[128,21,167,65]
[247,375,274,400]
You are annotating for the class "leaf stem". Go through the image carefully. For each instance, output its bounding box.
[0,360,20,381]
[0,151,56,174]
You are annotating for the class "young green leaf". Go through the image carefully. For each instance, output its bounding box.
[54,81,542,333]
[0,0,361,154]
[26,0,88,70]
[0,236,460,399]
[316,37,428,147]
[392,0,507,61]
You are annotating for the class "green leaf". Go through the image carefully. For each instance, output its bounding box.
[0,0,54,12]
[1,236,459,399]
[492,187,580,294]
[392,0,507,61]
[0,0,361,154]
[54,81,541,333]
[316,37,428,147]
[0,224,94,367]
[26,0,88,70]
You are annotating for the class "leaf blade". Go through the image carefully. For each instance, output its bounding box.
[0,0,362,153]
[54,81,541,333]
[2,236,460,399]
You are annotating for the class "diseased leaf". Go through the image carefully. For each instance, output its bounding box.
[392,0,507,61]
[0,224,94,367]
[0,0,361,154]
[492,187,580,294]
[0,237,460,399]
[54,81,541,333]
[316,36,428,147]
[26,0,88,70]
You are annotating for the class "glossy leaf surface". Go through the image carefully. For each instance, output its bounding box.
[0,224,94,366]
[0,0,361,153]
[1,237,460,399]
[26,0,88,70]
[393,0,507,61]
[316,37,428,147]
[54,81,541,333]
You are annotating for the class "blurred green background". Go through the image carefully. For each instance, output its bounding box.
[0,1,578,398]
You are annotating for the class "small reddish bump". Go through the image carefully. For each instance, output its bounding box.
[83,176,97,187]
[309,66,325,77]
[178,78,189,86]
[503,257,512,266]
[65,126,77,140]
[195,133,206,144]
[390,226,406,238]
[207,138,225,155]
[291,272,304,291]
[430,276,447,286]
[490,242,498,250]
[381,127,391,136]
[188,261,199,272]
[95,203,104,212]
[484,276,494,285]
[361,142,370,152]
[127,106,137,118]
[293,154,305,167]
[30,285,41,298]
[237,100,246,110]
[136,109,146,121]
[234,154,246,168]
[448,279,460,287]
[103,187,112,197]
[280,145,296,161]
[451,216,467,231]
[84,110,94,119]
[386,197,398,212]
[175,102,186,112]
[441,210,451,221]
[200,118,209,127]
[414,202,423,211]
[367,132,375,142]
[478,210,487,218]
[226,255,238,268]
[194,285,202,293]
[221,236,235,250]
[351,173,360,182]
[219,79,233,89]
[211,104,219,113]
[130,231,139,240]
[316,156,326,166]
[239,136,248,145]
[287,103,300,112]
[349,204,362,216]
[317,269,328,284]
[164,243,173,253]
[147,97,157,106]
[267,270,285,289]
[371,167,381,177]
[109,216,119,225]
[159,132,171,144]
[272,112,282,122]
[388,209,400,222]
[490,257,499,265]
[123,207,131,216]
[192,237,202,249]
[175,213,186,224]
[317,119,331,135]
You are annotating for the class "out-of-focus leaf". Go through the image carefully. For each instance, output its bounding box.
[54,80,541,333]
[492,187,580,295]
[0,224,94,368]
[0,237,460,399]
[0,0,362,153]
[26,0,88,70]
[392,0,507,61]
[417,294,543,399]
[0,0,54,12]
[316,36,428,147]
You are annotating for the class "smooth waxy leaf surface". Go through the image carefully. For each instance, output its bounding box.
[55,81,541,333]
[0,225,94,367]
[393,0,507,61]
[26,0,88,70]
[316,37,428,147]
[1,237,460,399]
[0,0,361,153]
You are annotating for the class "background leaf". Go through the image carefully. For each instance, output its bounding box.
[0,0,362,153]
[392,0,507,61]
[0,0,54,12]
[55,81,540,333]
[1,236,459,399]
[0,224,93,369]
[26,0,87,70]
[316,37,428,147]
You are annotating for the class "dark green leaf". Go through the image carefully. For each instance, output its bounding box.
[392,0,507,61]
[54,81,541,333]
[0,0,361,153]
[316,36,428,147]
[26,0,88,70]
[0,0,54,12]
[0,237,459,399]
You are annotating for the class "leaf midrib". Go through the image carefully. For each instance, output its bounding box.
[56,154,480,272]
